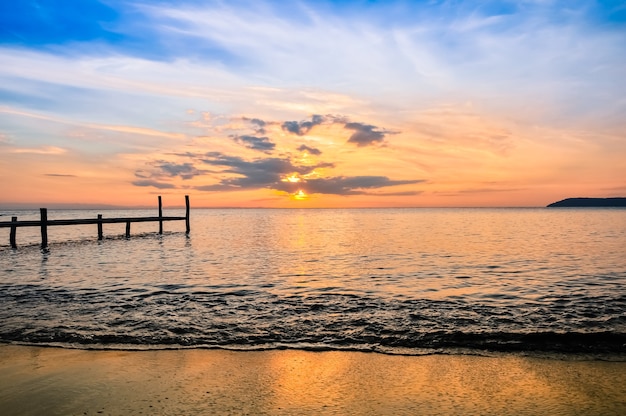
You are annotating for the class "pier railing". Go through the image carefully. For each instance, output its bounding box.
[0,195,190,249]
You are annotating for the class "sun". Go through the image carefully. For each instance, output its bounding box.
[292,190,308,201]
[282,174,301,183]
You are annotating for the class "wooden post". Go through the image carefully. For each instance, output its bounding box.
[158,195,163,234]
[126,221,131,238]
[10,217,17,249]
[40,208,48,249]
[97,214,103,240]
[185,195,190,234]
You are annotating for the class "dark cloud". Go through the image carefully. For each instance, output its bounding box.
[344,122,387,147]
[242,117,268,134]
[132,180,177,189]
[197,152,332,191]
[233,135,276,152]
[297,144,322,155]
[303,176,424,195]
[155,161,204,180]
[282,114,325,135]
[132,161,206,189]
[166,151,202,158]
[248,118,266,127]
[247,114,395,150]
[44,173,76,177]
[133,112,415,196]
[196,152,422,196]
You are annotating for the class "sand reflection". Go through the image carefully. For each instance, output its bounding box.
[1,346,624,415]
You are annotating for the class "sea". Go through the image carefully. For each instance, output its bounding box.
[1,208,625,359]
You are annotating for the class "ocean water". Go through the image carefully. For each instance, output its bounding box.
[1,208,625,358]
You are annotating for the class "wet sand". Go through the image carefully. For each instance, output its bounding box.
[1,344,625,415]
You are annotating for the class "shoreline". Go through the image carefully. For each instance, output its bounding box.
[1,345,625,415]
[3,341,626,362]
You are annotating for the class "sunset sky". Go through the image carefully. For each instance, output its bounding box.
[1,0,625,208]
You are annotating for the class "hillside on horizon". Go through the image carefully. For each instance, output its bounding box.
[547,198,626,207]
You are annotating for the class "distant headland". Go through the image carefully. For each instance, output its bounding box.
[547,197,626,207]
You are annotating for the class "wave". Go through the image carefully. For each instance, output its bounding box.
[2,328,625,359]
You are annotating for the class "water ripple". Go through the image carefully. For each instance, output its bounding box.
[1,208,625,357]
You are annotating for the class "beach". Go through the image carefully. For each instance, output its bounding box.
[1,344,625,415]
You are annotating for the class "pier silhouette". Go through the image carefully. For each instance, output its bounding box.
[0,195,190,249]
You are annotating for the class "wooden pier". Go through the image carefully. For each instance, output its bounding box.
[0,195,190,249]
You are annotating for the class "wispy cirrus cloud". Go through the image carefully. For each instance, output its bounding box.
[9,146,67,155]
[0,106,187,145]
[2,1,625,124]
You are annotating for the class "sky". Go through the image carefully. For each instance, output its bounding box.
[1,0,625,208]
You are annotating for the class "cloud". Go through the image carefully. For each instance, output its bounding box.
[368,190,423,197]
[233,135,276,152]
[155,161,205,180]
[9,146,66,155]
[132,160,206,189]
[243,117,268,134]
[1,106,186,140]
[44,173,76,177]
[248,118,266,127]
[197,152,328,191]
[281,115,396,148]
[2,0,625,129]
[87,124,187,140]
[1,1,624,208]
[132,179,177,189]
[195,152,422,196]
[302,176,424,195]
[344,122,389,147]
[297,144,322,155]
[282,114,325,135]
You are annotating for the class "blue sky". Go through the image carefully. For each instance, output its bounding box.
[1,0,625,207]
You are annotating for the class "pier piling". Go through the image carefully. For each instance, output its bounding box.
[10,217,17,249]
[185,195,190,235]
[97,214,103,240]
[40,208,48,249]
[158,196,163,235]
